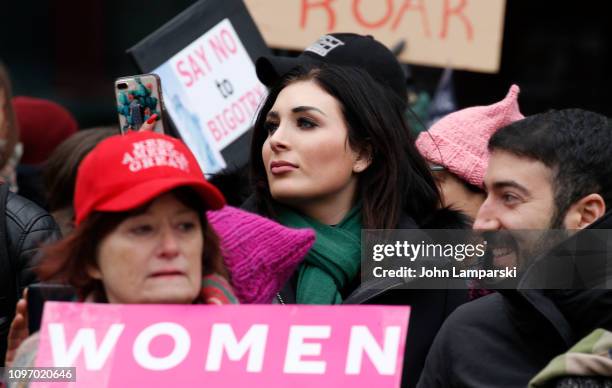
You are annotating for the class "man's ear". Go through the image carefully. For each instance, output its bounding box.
[563,193,606,229]
[353,145,373,173]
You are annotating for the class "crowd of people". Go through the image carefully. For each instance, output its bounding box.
[0,31,611,388]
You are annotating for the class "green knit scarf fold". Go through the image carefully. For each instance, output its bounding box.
[275,204,362,304]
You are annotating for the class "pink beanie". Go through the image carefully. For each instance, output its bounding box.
[207,206,315,304]
[415,85,524,188]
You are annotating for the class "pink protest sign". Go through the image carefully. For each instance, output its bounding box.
[33,303,410,388]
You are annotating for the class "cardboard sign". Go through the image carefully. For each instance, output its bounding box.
[129,0,270,174]
[244,0,506,73]
[33,302,410,388]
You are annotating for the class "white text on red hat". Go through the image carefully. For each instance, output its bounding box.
[121,139,190,173]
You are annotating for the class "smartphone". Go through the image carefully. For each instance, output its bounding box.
[115,73,165,134]
[27,283,76,333]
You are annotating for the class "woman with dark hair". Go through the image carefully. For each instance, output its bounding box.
[416,85,524,221]
[244,63,468,387]
[250,65,440,232]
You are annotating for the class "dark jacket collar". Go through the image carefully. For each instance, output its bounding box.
[240,194,258,213]
[344,208,470,304]
[518,211,612,289]
[506,211,612,345]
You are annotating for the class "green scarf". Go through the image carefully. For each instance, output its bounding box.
[275,204,362,304]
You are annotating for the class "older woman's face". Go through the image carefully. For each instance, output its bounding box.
[90,193,203,304]
[261,80,369,214]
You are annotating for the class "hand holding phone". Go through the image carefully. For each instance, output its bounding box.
[115,74,165,134]
[138,113,159,133]
[26,283,75,334]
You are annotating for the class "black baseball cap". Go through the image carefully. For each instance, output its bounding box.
[256,33,408,100]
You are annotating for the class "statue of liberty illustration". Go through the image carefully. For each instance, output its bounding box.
[171,94,222,173]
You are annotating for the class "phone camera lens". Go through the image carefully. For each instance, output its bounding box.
[117,82,128,90]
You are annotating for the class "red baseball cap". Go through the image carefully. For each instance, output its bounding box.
[74,131,225,226]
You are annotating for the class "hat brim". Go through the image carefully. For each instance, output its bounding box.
[94,177,226,215]
[256,55,320,86]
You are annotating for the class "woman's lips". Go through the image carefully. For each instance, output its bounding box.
[270,160,298,174]
[150,270,185,278]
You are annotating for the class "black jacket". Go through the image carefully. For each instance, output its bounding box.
[242,196,470,388]
[417,213,612,388]
[0,188,61,365]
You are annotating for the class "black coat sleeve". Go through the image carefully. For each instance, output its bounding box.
[1,192,60,365]
[416,318,452,388]
[5,192,62,293]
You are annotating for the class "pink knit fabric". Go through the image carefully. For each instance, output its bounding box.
[207,206,315,304]
[416,85,524,188]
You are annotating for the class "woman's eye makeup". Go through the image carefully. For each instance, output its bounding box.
[297,117,317,129]
[263,114,318,134]
[264,120,279,134]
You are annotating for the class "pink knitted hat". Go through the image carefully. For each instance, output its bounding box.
[207,206,315,304]
[415,85,524,188]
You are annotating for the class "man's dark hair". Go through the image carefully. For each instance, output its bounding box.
[489,108,612,220]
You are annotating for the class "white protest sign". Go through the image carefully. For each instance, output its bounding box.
[154,19,267,174]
